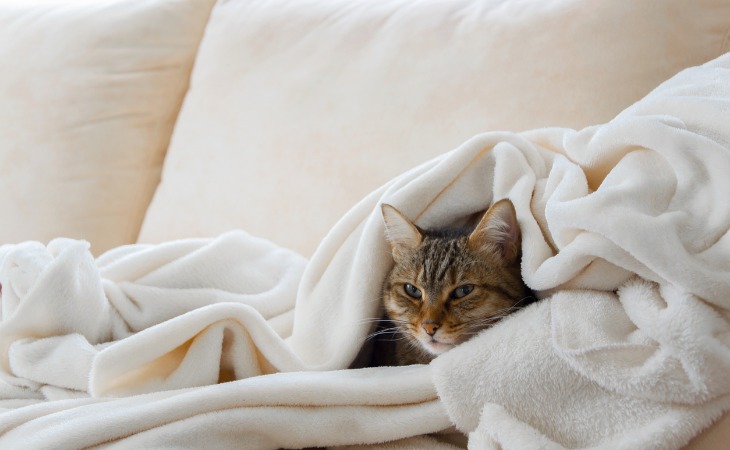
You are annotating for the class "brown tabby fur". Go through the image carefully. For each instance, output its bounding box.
[371,199,534,366]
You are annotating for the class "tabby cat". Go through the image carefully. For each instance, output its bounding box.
[371,199,534,366]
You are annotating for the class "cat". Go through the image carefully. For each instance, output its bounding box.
[370,199,534,366]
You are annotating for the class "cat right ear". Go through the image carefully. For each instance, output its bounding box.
[468,199,521,265]
[381,204,422,259]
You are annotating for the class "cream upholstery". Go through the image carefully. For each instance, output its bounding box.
[140,0,730,256]
[0,0,215,254]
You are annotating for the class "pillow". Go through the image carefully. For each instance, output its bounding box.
[139,0,730,256]
[0,0,216,254]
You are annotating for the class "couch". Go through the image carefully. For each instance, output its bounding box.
[1,0,730,448]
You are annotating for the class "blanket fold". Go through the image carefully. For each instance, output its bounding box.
[0,366,451,449]
[553,278,730,405]
[0,232,308,397]
[2,53,730,449]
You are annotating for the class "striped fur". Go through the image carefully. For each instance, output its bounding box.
[373,200,534,366]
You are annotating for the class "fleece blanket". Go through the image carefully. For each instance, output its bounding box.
[2,53,730,449]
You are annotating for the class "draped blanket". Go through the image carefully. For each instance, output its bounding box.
[2,53,730,449]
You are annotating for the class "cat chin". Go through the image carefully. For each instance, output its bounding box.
[420,340,455,355]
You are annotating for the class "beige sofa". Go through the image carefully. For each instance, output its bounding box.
[1,0,730,447]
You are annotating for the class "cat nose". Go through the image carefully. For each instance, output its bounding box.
[422,322,440,336]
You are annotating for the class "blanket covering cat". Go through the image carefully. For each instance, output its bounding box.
[2,53,730,449]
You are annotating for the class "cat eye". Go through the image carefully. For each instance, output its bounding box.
[451,284,474,300]
[403,283,422,300]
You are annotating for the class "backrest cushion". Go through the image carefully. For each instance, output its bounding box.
[0,0,215,254]
[139,0,730,256]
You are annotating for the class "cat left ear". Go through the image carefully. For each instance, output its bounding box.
[381,204,422,259]
[468,199,521,265]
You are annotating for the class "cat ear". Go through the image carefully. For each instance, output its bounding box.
[468,199,521,265]
[381,204,422,258]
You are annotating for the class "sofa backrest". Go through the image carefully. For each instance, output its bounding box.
[0,0,217,255]
[138,0,730,256]
[2,0,729,256]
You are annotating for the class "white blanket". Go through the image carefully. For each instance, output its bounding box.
[2,53,730,449]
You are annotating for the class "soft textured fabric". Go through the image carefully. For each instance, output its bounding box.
[2,51,730,449]
[139,0,730,256]
[0,0,216,255]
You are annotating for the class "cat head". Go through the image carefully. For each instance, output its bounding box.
[380,200,530,357]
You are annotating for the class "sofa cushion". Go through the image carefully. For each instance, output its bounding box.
[139,0,730,256]
[0,0,216,254]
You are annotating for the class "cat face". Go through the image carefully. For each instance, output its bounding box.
[381,200,530,358]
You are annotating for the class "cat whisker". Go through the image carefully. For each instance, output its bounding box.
[362,316,410,323]
[501,296,535,309]
[359,318,410,329]
[461,307,534,331]
[462,315,506,325]
[364,327,403,341]
[389,318,410,325]
[359,318,396,326]
[372,328,415,345]
[462,305,523,323]
[401,336,423,352]
[464,296,537,328]
[461,317,507,330]
[393,335,413,344]
[366,325,401,334]
[463,319,511,332]
[494,303,524,313]
[516,295,537,304]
